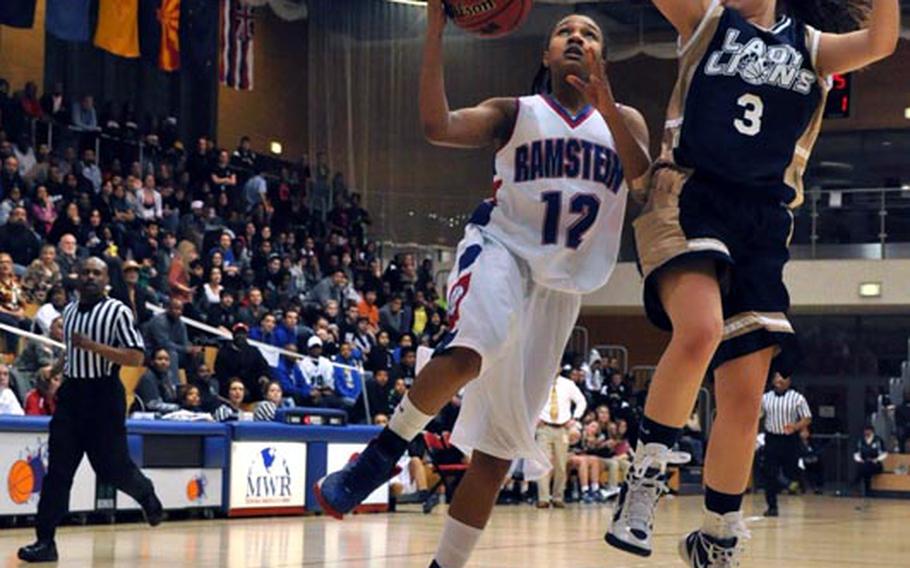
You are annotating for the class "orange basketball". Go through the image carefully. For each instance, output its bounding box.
[7,460,34,504]
[186,479,200,501]
[445,0,533,38]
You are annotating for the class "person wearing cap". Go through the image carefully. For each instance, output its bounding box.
[177,200,206,245]
[110,260,151,324]
[213,322,271,403]
[296,335,340,408]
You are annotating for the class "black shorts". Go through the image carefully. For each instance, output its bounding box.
[634,166,798,372]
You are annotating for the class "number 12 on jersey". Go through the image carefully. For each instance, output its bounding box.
[541,191,601,249]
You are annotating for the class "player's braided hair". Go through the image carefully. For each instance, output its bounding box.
[779,0,870,33]
[531,14,607,95]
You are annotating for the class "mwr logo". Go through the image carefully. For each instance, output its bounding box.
[7,440,47,505]
[245,447,293,502]
[705,29,816,94]
[186,474,207,503]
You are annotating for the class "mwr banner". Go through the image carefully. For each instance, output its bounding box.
[229,441,306,511]
[0,432,95,515]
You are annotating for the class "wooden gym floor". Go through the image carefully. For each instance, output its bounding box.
[0,495,907,567]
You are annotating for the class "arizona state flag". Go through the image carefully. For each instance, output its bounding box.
[94,0,141,58]
[158,0,181,71]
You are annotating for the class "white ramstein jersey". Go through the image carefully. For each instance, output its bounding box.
[468,94,628,294]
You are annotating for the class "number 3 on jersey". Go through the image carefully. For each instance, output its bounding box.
[541,191,601,249]
[735,93,763,136]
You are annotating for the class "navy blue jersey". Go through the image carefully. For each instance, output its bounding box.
[660,2,828,207]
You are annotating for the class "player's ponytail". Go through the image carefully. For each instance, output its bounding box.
[531,64,552,94]
[779,0,870,33]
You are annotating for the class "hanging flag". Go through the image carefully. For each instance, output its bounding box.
[94,0,141,58]
[219,0,255,91]
[46,0,91,42]
[0,0,36,28]
[158,0,181,71]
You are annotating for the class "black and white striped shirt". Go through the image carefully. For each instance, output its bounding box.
[62,297,145,379]
[762,389,811,435]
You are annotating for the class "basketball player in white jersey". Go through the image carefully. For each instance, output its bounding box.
[315,3,650,567]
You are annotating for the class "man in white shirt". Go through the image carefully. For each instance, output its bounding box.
[297,336,339,408]
[535,366,587,508]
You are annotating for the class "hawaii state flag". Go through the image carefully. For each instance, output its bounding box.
[158,0,181,71]
[219,0,255,90]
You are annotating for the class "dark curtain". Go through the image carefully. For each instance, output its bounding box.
[42,0,218,144]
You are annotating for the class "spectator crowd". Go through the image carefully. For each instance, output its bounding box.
[0,76,452,426]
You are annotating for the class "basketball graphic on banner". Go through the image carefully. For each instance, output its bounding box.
[8,460,34,505]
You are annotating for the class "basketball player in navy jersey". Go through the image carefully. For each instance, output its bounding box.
[604,0,899,565]
[316,2,650,567]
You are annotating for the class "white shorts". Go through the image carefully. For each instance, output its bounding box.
[442,226,582,480]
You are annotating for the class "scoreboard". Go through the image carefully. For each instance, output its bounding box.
[824,73,851,119]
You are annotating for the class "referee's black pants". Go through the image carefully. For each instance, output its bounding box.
[763,433,800,510]
[36,376,155,541]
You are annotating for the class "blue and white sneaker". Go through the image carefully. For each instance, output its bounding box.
[679,511,750,568]
[314,445,402,520]
[605,442,690,556]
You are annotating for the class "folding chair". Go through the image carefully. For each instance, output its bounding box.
[423,432,468,507]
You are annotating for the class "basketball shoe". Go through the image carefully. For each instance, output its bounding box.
[605,442,690,556]
[314,442,402,519]
[679,510,750,568]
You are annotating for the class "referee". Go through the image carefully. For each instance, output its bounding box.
[19,258,163,563]
[760,372,812,517]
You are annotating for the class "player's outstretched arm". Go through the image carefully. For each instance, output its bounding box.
[651,0,712,45]
[816,0,899,76]
[419,0,514,148]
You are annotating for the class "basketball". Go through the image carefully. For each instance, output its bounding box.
[445,0,533,38]
[8,460,34,505]
[186,479,201,501]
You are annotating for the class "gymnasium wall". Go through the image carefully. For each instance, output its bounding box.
[583,258,910,314]
[0,0,46,92]
[824,41,910,133]
[580,258,910,370]
[216,10,309,159]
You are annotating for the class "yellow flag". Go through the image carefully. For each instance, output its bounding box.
[94,0,140,58]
